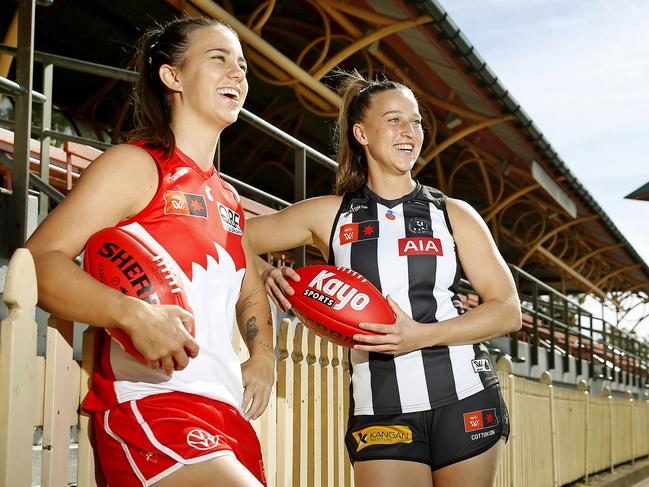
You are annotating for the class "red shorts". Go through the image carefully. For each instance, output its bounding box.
[93,392,266,486]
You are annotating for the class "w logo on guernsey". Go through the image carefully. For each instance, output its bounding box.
[463,408,498,432]
[163,191,208,218]
[339,220,379,245]
[186,428,219,450]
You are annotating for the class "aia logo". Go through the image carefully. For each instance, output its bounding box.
[186,428,219,450]
[218,202,243,236]
[163,191,208,218]
[398,237,443,256]
[463,408,498,432]
[339,220,379,245]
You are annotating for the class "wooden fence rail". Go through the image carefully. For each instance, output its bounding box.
[2,249,649,487]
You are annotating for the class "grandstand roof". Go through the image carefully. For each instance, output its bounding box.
[1,0,648,300]
[626,182,649,202]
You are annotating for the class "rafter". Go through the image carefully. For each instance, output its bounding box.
[518,215,599,267]
[484,183,540,223]
[595,264,643,288]
[413,115,514,176]
[536,247,606,299]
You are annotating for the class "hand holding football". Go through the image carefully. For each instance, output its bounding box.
[84,226,194,362]
[285,265,395,347]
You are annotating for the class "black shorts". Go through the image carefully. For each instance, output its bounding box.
[345,385,509,471]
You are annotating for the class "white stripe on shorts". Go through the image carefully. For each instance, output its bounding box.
[104,409,147,486]
[130,400,235,465]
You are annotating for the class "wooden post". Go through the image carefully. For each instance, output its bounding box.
[577,380,589,483]
[41,317,75,486]
[0,249,38,487]
[77,327,102,487]
[276,319,293,487]
[291,323,308,487]
[626,390,634,465]
[604,386,614,473]
[540,371,559,486]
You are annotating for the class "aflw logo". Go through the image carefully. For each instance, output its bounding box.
[306,269,370,311]
[398,237,443,256]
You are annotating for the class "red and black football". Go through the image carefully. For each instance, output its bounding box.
[286,265,395,348]
[83,226,193,361]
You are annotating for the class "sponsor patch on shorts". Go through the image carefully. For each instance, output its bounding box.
[471,359,492,372]
[352,425,412,451]
[186,428,220,450]
[463,408,498,433]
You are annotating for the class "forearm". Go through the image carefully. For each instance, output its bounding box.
[236,287,274,357]
[426,297,522,347]
[255,254,275,279]
[33,250,133,328]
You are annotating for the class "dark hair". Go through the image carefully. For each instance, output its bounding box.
[332,70,412,195]
[129,16,238,157]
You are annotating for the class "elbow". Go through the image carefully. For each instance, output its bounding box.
[508,297,523,333]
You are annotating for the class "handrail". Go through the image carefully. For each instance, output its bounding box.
[0,43,339,171]
[0,75,46,104]
[509,263,589,315]
[0,44,137,82]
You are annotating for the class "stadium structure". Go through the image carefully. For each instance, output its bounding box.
[1,1,649,486]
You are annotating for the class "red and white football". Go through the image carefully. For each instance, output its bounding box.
[286,265,395,348]
[83,226,193,362]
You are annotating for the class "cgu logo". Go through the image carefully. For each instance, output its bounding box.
[307,270,370,311]
[398,237,443,256]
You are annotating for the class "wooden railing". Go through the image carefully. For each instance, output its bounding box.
[2,249,649,487]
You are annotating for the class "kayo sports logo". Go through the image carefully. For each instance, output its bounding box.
[304,268,370,311]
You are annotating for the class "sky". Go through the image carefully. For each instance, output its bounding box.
[441,0,649,333]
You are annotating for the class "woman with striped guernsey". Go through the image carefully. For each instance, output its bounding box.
[247,70,521,486]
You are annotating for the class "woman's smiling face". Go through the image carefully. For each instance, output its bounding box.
[353,88,424,175]
[167,25,248,128]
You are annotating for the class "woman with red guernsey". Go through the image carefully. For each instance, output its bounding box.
[26,17,273,486]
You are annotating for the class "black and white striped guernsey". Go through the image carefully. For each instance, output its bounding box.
[328,182,498,416]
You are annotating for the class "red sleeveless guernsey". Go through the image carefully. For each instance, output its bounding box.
[83,143,247,413]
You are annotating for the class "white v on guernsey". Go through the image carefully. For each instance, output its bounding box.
[83,142,248,415]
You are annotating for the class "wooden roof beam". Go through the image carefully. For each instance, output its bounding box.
[536,247,606,300]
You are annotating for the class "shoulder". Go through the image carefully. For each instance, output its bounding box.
[294,194,343,212]
[446,198,482,223]
[446,198,492,241]
[84,143,158,180]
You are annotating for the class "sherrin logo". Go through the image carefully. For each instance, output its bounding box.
[304,267,370,311]
[353,425,412,451]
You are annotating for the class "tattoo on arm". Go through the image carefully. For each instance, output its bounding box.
[246,316,259,344]
[237,299,258,318]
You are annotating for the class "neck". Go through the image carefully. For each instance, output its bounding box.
[170,115,224,171]
[366,171,417,200]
